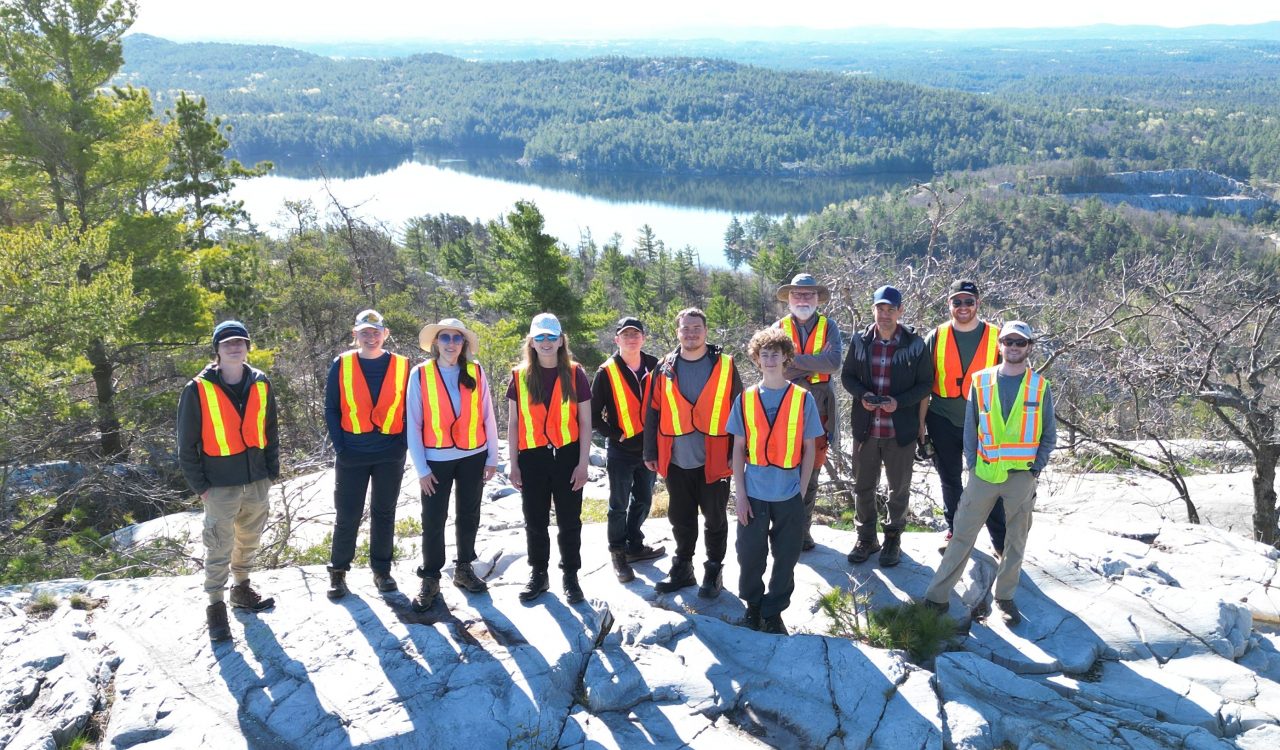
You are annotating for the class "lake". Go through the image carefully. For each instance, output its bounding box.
[231,152,926,267]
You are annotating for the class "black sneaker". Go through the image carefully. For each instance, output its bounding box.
[206,601,232,642]
[519,569,550,602]
[412,577,440,612]
[995,598,1022,625]
[326,568,349,600]
[761,614,788,635]
[697,562,723,599]
[452,562,488,593]
[229,580,275,611]
[563,572,585,604]
[373,571,398,593]
[740,603,762,631]
[846,537,881,564]
[624,544,665,563]
[654,558,697,594]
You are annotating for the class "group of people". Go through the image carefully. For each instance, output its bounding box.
[176,272,1055,643]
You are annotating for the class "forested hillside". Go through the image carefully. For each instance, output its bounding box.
[119,34,1280,181]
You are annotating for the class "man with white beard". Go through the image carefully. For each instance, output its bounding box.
[773,273,843,551]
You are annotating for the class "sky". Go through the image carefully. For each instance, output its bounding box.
[130,1,1278,43]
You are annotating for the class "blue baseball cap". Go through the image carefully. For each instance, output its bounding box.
[212,320,251,348]
[872,285,902,308]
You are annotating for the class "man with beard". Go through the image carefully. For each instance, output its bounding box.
[919,280,1006,557]
[922,321,1057,626]
[773,273,842,551]
[644,308,743,598]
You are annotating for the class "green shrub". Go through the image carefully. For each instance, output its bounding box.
[395,517,423,538]
[27,591,59,616]
[819,585,957,663]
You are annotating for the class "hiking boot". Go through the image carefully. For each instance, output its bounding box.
[993,548,1004,563]
[922,598,949,616]
[995,598,1022,625]
[206,601,232,642]
[519,568,550,602]
[654,557,697,594]
[740,603,762,631]
[563,572,585,604]
[453,562,488,593]
[326,567,349,600]
[697,562,723,599]
[761,614,788,635]
[229,580,275,611]
[373,571,398,593]
[610,550,636,583]
[971,597,992,621]
[412,577,440,612]
[801,537,817,552]
[878,531,902,567]
[846,536,881,564]
[625,544,665,563]
[937,530,953,555]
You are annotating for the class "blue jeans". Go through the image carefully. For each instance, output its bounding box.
[606,448,656,552]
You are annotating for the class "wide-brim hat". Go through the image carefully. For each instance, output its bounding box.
[419,318,480,354]
[776,273,831,303]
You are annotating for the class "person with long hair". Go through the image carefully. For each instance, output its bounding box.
[324,309,410,600]
[506,313,593,604]
[406,318,499,611]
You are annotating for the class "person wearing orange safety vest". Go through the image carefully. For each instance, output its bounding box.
[505,313,593,605]
[773,272,843,552]
[923,321,1056,628]
[728,328,823,635]
[405,318,499,612]
[919,279,1007,557]
[177,320,279,643]
[323,309,409,601]
[643,307,743,599]
[591,316,665,584]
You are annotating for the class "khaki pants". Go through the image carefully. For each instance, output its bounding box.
[203,478,271,602]
[925,470,1036,604]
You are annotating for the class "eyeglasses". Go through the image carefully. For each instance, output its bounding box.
[1000,338,1031,347]
[790,291,819,301]
[437,333,465,345]
[951,297,976,308]
[532,333,558,343]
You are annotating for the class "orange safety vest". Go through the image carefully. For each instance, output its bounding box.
[650,353,736,481]
[742,383,808,469]
[777,314,831,384]
[196,376,269,457]
[419,360,487,450]
[513,363,583,450]
[338,351,408,435]
[600,356,652,440]
[933,322,1000,399]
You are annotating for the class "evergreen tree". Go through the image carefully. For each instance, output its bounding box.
[477,200,583,341]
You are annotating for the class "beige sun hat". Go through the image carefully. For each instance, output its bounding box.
[418,318,480,354]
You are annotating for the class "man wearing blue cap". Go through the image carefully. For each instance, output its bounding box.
[177,320,280,642]
[840,286,935,568]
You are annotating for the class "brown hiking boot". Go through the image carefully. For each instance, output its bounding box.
[452,562,488,593]
[847,536,881,564]
[229,580,275,611]
[206,601,232,642]
[878,531,902,567]
[327,568,349,600]
[373,571,398,593]
[995,598,1022,625]
[611,550,636,583]
[922,598,949,616]
[624,544,665,563]
[412,577,440,612]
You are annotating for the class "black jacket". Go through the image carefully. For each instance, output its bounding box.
[591,350,659,456]
[177,363,280,495]
[840,324,935,446]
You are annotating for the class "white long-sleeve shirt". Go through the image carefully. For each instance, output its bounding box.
[406,360,500,478]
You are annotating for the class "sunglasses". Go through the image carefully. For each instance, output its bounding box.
[437,332,465,345]
[532,333,559,342]
[951,297,976,307]
[1000,338,1031,347]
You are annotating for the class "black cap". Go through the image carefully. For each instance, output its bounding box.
[211,320,251,348]
[949,280,980,298]
[616,316,645,334]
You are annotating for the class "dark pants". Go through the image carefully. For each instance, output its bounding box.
[330,452,404,574]
[419,451,487,579]
[665,464,729,564]
[606,448,656,552]
[737,494,805,619]
[926,411,1006,551]
[518,443,583,573]
[852,437,915,538]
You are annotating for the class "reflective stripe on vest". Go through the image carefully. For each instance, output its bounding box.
[338,351,408,435]
[657,354,734,437]
[601,357,648,440]
[973,367,1048,484]
[513,364,581,450]
[743,383,807,469]
[420,361,487,450]
[196,377,268,457]
[777,315,830,384]
[933,322,1000,398]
